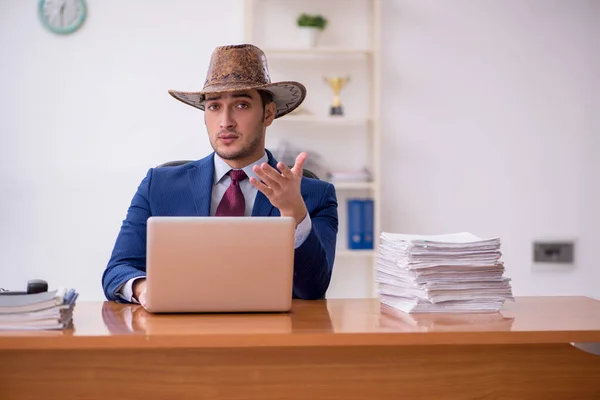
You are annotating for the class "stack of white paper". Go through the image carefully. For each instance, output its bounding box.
[375,232,513,313]
[0,288,78,330]
[327,168,372,183]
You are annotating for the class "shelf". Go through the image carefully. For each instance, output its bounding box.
[332,181,375,190]
[275,115,372,125]
[244,0,381,298]
[336,249,375,258]
[264,48,372,57]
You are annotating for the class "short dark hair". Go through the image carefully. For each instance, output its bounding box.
[257,89,274,108]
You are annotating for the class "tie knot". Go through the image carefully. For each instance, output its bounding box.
[228,169,247,183]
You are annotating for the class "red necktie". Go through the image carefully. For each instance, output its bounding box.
[215,170,247,216]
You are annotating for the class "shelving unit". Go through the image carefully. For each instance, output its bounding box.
[262,48,373,56]
[336,249,376,258]
[333,181,376,190]
[243,0,381,298]
[273,115,372,125]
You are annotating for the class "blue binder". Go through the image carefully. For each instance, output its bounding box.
[362,199,374,249]
[347,198,375,250]
[347,199,363,249]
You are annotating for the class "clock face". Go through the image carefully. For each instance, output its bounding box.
[38,0,87,35]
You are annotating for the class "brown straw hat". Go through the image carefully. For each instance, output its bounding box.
[168,44,306,119]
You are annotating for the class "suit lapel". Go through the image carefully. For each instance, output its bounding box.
[187,154,214,216]
[252,149,280,217]
[187,150,281,217]
[252,191,278,216]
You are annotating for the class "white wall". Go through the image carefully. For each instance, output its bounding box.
[0,0,244,299]
[380,0,600,298]
[584,0,600,298]
[1,0,598,300]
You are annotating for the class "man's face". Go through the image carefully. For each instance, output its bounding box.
[204,89,275,167]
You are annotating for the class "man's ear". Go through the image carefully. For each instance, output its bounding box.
[264,102,276,126]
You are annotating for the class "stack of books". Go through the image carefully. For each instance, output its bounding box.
[0,288,78,330]
[375,232,513,313]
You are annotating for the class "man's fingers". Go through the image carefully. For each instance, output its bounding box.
[260,163,284,183]
[277,162,295,179]
[140,291,147,308]
[253,163,282,188]
[249,176,274,196]
[291,152,308,176]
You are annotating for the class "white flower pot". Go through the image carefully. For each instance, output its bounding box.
[299,27,321,48]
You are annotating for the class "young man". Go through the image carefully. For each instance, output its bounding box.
[101,44,338,305]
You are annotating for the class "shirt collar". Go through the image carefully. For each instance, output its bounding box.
[213,152,268,184]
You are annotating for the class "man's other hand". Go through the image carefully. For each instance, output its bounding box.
[250,152,309,226]
[133,278,147,307]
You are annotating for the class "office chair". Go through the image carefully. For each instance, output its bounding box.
[156,160,319,180]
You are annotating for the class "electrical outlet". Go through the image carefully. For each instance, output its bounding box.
[533,242,574,263]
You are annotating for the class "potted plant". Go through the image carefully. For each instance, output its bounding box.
[296,13,328,48]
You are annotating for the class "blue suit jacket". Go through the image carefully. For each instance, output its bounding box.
[102,150,338,301]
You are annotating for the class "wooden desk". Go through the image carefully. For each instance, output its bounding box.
[1,296,600,399]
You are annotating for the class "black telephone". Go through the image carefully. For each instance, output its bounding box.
[0,279,48,295]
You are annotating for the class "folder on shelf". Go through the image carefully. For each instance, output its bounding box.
[362,199,374,249]
[347,199,363,250]
[347,198,374,250]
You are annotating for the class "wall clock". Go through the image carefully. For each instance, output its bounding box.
[38,0,87,35]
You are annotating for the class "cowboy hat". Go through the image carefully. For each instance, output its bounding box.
[168,44,306,119]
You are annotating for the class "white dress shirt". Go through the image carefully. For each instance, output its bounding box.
[117,152,312,303]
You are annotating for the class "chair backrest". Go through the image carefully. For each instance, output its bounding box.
[156,160,319,180]
[156,160,193,168]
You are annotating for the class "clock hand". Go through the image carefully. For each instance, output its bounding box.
[59,1,66,27]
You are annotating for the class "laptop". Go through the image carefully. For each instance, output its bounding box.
[144,216,295,313]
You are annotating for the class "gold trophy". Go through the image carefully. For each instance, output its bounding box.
[324,76,350,116]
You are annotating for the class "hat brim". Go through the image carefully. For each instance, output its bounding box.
[168,81,306,119]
